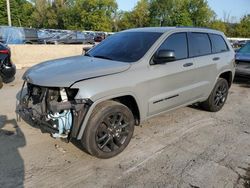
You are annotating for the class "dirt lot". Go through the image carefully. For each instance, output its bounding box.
[0,69,250,188]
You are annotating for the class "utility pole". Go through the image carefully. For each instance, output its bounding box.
[6,0,12,26]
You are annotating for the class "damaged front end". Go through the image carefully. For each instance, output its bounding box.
[17,82,92,141]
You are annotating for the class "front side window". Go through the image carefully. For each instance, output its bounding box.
[209,34,228,53]
[87,32,162,63]
[188,32,211,57]
[158,32,188,60]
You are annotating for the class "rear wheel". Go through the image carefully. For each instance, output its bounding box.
[200,78,229,112]
[82,101,135,159]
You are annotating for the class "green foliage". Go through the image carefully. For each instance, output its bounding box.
[149,0,213,27]
[0,0,8,25]
[209,20,227,33]
[183,0,214,26]
[116,11,135,31]
[149,0,176,26]
[235,14,250,37]
[78,0,118,31]
[150,0,214,26]
[0,0,34,27]
[225,23,237,37]
[131,0,150,27]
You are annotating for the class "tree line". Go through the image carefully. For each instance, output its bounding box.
[0,0,249,37]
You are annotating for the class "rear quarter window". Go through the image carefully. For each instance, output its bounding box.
[188,32,211,57]
[209,34,228,53]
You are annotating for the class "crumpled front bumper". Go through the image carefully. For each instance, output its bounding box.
[16,82,93,139]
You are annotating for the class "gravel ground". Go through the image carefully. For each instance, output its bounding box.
[0,69,250,188]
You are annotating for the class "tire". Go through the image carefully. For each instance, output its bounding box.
[2,76,15,83]
[200,78,229,112]
[82,100,135,159]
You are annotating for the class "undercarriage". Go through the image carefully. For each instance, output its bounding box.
[17,82,92,141]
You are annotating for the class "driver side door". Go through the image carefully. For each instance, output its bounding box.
[147,32,198,116]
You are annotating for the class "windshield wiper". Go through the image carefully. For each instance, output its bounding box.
[93,55,113,60]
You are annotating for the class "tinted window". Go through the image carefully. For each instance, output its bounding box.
[239,42,250,53]
[88,32,162,63]
[188,32,211,57]
[209,34,228,53]
[158,33,188,60]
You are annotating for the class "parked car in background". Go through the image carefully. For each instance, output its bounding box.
[46,31,95,44]
[23,28,39,44]
[37,29,55,44]
[0,26,39,44]
[19,27,235,159]
[0,43,16,83]
[235,42,250,78]
[83,31,96,40]
[94,32,106,42]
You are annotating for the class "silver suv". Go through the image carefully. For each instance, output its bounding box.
[18,27,235,158]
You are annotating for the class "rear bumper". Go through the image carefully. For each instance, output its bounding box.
[235,68,250,78]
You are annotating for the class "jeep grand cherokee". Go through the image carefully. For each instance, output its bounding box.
[18,27,235,158]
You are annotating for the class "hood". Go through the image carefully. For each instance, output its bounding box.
[23,55,131,87]
[235,52,250,62]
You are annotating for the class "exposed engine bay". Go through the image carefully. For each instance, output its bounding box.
[17,82,92,140]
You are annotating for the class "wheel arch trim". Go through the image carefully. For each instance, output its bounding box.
[216,69,234,88]
[76,92,141,140]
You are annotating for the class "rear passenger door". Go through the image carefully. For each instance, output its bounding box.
[187,32,217,99]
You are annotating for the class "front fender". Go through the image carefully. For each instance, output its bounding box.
[75,91,141,140]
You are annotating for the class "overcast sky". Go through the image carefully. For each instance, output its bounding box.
[116,0,250,22]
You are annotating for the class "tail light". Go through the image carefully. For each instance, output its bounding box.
[0,49,9,54]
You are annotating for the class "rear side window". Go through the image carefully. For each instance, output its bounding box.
[209,34,228,53]
[188,32,211,57]
[158,33,188,60]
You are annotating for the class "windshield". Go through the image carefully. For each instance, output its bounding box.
[87,32,162,62]
[239,42,250,53]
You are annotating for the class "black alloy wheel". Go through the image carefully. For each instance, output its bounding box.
[82,100,135,159]
[96,112,130,152]
[213,81,228,108]
[200,78,229,112]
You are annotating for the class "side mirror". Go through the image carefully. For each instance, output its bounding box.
[153,50,176,64]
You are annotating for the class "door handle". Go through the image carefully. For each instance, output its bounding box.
[183,63,193,67]
[213,57,220,61]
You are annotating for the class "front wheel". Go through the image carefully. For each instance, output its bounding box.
[200,78,229,112]
[82,101,135,159]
